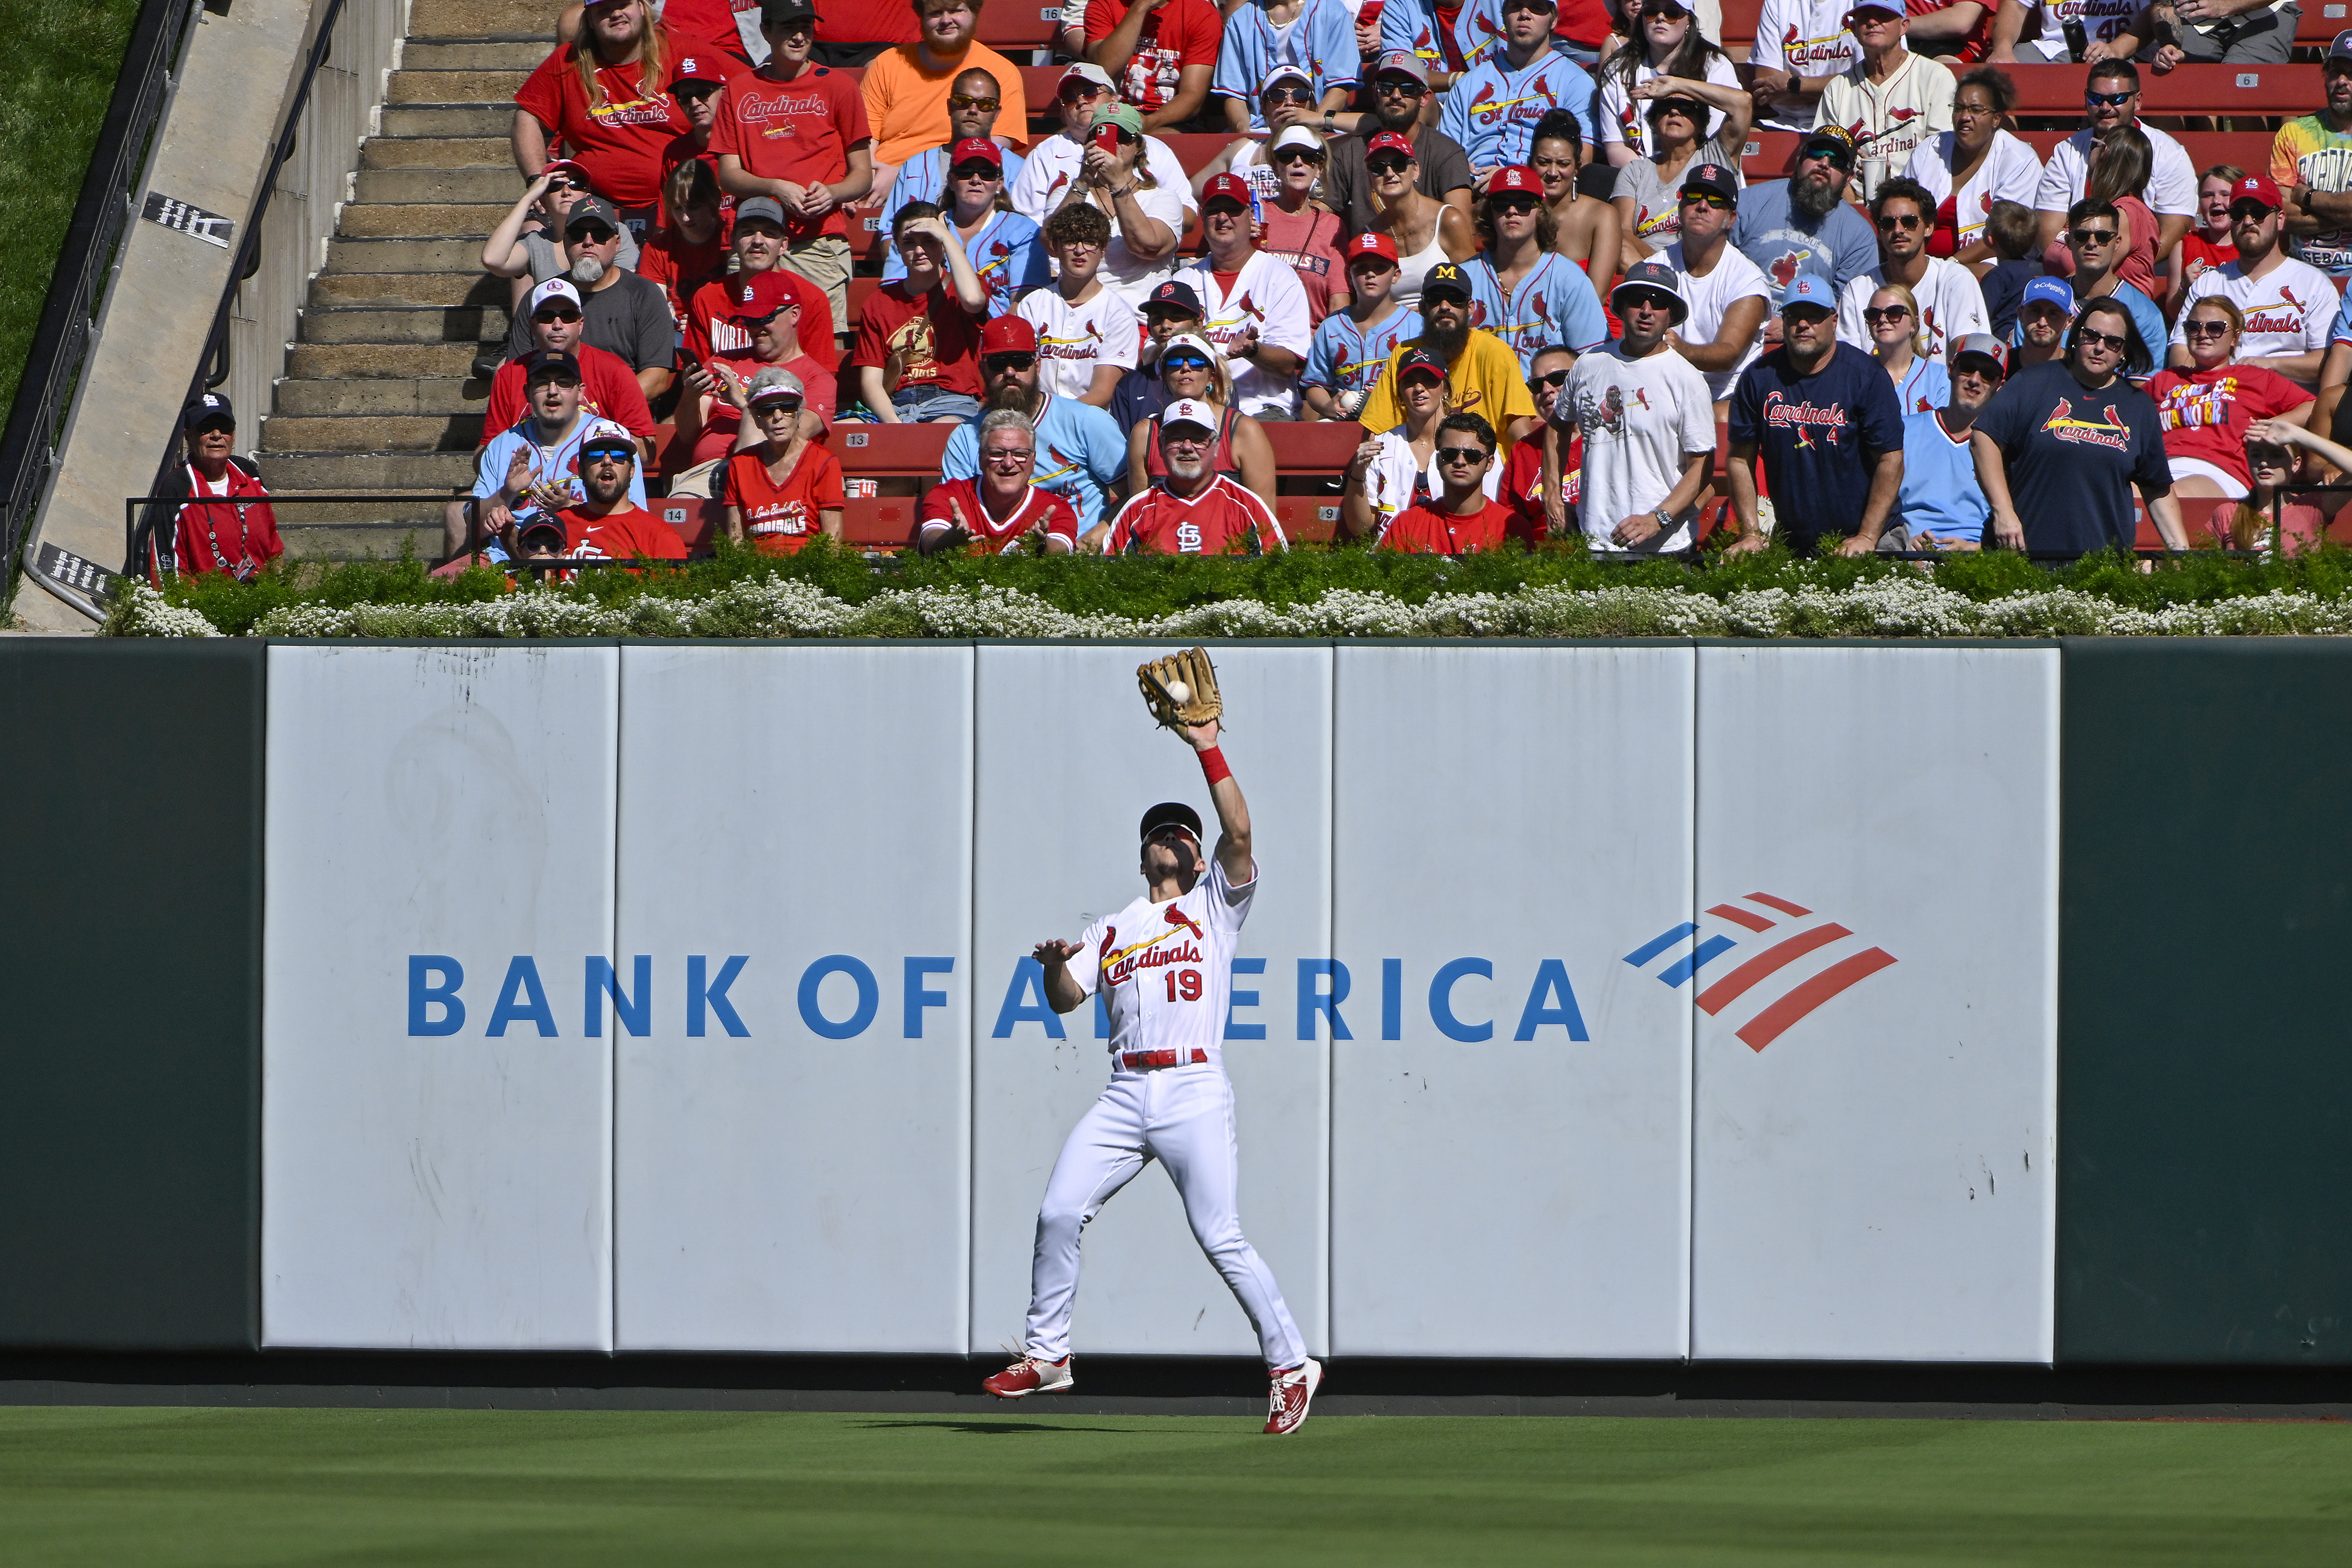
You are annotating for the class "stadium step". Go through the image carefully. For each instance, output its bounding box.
[297,304,510,346]
[354,165,526,203]
[285,341,487,379]
[271,376,481,418]
[359,135,513,170]
[401,39,549,70]
[337,201,507,239]
[380,104,513,137]
[325,236,495,273]
[307,271,511,309]
[260,414,485,452]
[387,68,529,105]
[406,0,555,38]
[253,451,478,490]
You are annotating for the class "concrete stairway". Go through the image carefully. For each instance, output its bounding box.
[257,0,550,555]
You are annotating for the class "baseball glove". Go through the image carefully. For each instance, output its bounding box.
[1137,646,1223,731]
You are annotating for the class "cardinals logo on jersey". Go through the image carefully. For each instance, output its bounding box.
[1769,251,1805,289]
[2040,397,2131,449]
[1165,905,1204,940]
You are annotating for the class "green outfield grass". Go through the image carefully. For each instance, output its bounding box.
[0,1407,2347,1565]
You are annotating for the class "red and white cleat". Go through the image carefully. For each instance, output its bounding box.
[982,1354,1073,1399]
[1264,1357,1322,1435]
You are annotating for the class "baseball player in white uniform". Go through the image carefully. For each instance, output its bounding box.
[983,695,1320,1436]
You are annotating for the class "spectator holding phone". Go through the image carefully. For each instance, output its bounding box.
[1039,102,1191,305]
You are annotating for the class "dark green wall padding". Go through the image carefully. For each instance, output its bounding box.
[0,640,261,1349]
[2061,640,2352,1364]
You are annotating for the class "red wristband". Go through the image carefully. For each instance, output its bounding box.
[1198,745,1232,786]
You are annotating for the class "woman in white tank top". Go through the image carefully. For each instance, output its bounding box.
[1362,133,1475,314]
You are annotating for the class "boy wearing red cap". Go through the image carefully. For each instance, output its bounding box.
[1303,232,1417,420]
[1174,172,1313,418]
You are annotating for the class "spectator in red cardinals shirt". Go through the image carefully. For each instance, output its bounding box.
[1504,343,1577,536]
[658,52,735,235]
[675,267,837,494]
[476,280,657,455]
[919,409,1082,554]
[132,394,283,584]
[513,0,699,227]
[684,197,840,366]
[1098,398,1288,553]
[723,368,847,552]
[557,430,691,563]
[639,160,730,336]
[1087,0,1221,133]
[1380,412,1520,552]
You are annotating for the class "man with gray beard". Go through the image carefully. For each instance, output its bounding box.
[504,193,677,403]
[1729,124,1880,322]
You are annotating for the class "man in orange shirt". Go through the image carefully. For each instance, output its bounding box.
[862,0,1032,200]
[1380,412,1517,553]
[557,429,692,563]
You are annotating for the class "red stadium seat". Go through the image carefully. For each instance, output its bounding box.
[835,423,955,475]
[1740,127,2280,181]
[1272,497,1344,543]
[977,2,1066,50]
[1720,0,1760,50]
[848,275,880,324]
[1162,133,1233,176]
[2300,4,2349,47]
[658,496,724,551]
[842,496,925,547]
[1999,62,2319,115]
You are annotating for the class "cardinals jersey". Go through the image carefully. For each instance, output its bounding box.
[882,208,1049,318]
[1073,858,1257,1067]
[1438,47,1598,173]
[1303,302,1416,402]
[1836,257,1989,368]
[919,479,1081,553]
[2172,257,2334,371]
[1211,0,1359,131]
[1813,49,1955,203]
[1017,285,1142,400]
[1381,0,1507,80]
[1461,252,1611,378]
[1176,252,1314,418]
[1107,475,1287,555]
[1750,0,1862,130]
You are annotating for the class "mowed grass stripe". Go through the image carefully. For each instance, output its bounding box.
[0,1408,2345,1565]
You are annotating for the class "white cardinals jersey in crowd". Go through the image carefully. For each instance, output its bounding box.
[1176,252,1314,418]
[1905,130,2045,254]
[1749,0,1863,130]
[1837,256,1990,366]
[2036,121,2198,218]
[1019,858,1308,1369]
[1813,49,1955,203]
[2171,257,2335,374]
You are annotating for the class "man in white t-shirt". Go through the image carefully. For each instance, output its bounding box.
[2167,173,2334,386]
[1838,176,1989,363]
[1814,2,1956,202]
[1017,199,1141,405]
[1748,0,1865,132]
[1546,260,1718,551]
[1176,173,1313,417]
[1663,161,1773,406]
[1011,62,1195,222]
[2027,58,2195,257]
[1987,0,2143,62]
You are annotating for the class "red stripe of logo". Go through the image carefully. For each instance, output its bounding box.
[1695,924,1851,1015]
[1746,891,1812,916]
[1735,948,1898,1052]
[1707,902,1776,932]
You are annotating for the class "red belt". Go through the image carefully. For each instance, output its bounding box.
[1120,1049,1207,1071]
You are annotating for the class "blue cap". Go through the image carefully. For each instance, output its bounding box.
[1779,274,1835,311]
[2021,276,2076,315]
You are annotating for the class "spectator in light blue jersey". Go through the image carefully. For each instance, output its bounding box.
[1304,231,1420,419]
[1439,0,1596,184]
[940,316,1131,531]
[466,350,646,561]
[1381,0,1506,91]
[1892,332,2006,551]
[879,65,1027,237]
[1463,164,1610,377]
[1214,0,1360,133]
[882,138,1048,318]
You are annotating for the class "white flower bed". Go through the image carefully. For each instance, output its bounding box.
[103,576,2352,642]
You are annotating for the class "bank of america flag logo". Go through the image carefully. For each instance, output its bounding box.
[1623,892,1897,1051]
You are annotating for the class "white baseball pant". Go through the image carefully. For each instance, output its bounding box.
[1022,1063,1307,1369]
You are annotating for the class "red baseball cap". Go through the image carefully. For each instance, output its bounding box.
[1489,165,1542,196]
[727,268,798,321]
[2230,172,2283,211]
[980,315,1038,355]
[670,54,730,91]
[1200,172,1252,208]
[948,137,1004,172]
[1366,131,1416,161]
[1344,232,1399,265]
[542,157,592,187]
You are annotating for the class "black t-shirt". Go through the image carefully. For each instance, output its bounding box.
[1323,124,1476,233]
[1972,360,2171,557]
[507,269,677,373]
[1728,341,1905,553]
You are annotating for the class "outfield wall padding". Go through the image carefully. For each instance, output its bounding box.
[0,641,262,1351]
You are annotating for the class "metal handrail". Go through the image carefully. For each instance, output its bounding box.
[0,0,203,596]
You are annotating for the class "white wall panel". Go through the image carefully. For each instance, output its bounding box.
[1330,645,1695,1358]
[612,645,973,1352]
[262,645,618,1350]
[1690,646,2058,1363]
[969,645,1332,1359]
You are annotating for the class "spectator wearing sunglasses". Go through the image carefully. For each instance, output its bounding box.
[558,427,691,565]
[1214,0,1359,136]
[1124,331,1280,501]
[713,0,875,334]
[1654,161,1771,408]
[861,0,1034,191]
[1252,128,1352,328]
[481,163,642,348]
[882,138,1047,318]
[881,68,1029,237]
[1101,398,1288,555]
[2026,60,2195,260]
[1504,344,1579,536]
[920,409,1082,555]
[1037,101,1193,306]
[724,367,846,554]
[1725,273,1907,556]
[1866,282,1951,414]
[941,316,1133,533]
[1730,124,1878,303]
[1357,262,1539,440]
[1546,261,1715,551]
[499,195,680,404]
[1111,279,1212,425]
[684,197,839,371]
[1306,236,1417,420]
[1891,331,2006,552]
[2040,195,2166,382]
[1837,178,1989,367]
[1813,2,1954,203]
[1360,133,1482,311]
[1440,0,1599,184]
[1463,166,1612,379]
[1177,174,1315,417]
[513,0,708,225]
[2166,174,2331,388]
[477,279,657,460]
[2148,296,2314,506]
[1970,295,2187,556]
[675,267,837,494]
[1610,84,1749,273]
[1086,0,1222,132]
[1748,0,1864,132]
[1011,65,1193,227]
[1597,0,1744,167]
[659,54,736,236]
[1019,202,1141,406]
[1379,413,1521,552]
[1340,347,1503,539]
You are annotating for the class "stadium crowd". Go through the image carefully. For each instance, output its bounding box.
[129,0,2352,576]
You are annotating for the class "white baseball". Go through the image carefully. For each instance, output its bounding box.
[1165,680,1191,706]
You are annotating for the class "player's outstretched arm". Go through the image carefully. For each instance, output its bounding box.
[1034,938,1089,1014]
[1180,718,1252,887]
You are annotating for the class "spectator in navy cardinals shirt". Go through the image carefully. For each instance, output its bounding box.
[1724,273,1906,556]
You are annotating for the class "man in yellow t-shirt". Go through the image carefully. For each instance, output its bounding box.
[863,0,1032,195]
[1356,262,1540,442]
